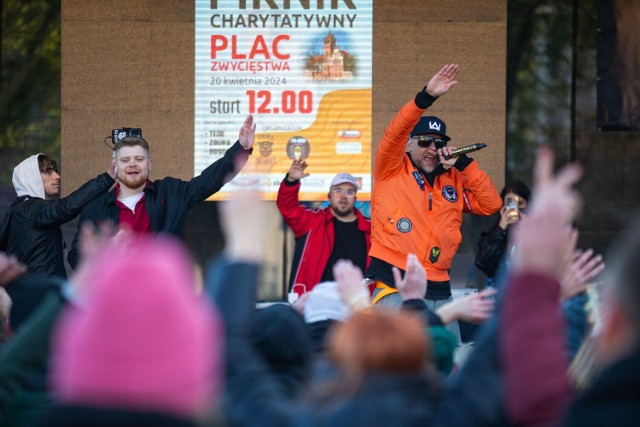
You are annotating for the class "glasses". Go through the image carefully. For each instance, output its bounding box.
[331,188,356,198]
[414,135,447,149]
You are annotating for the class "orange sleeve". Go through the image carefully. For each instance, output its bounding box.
[374,100,426,181]
[460,161,502,215]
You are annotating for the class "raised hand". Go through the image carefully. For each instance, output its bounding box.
[436,288,496,324]
[238,115,256,150]
[286,159,309,182]
[511,146,583,279]
[394,253,427,301]
[334,259,370,310]
[107,157,116,179]
[0,287,11,319]
[0,253,26,287]
[561,248,605,301]
[219,187,267,261]
[426,63,460,98]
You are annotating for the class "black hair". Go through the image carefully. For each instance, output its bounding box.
[37,154,58,174]
[500,180,531,202]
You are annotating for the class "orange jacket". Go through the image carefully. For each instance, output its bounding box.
[370,100,502,282]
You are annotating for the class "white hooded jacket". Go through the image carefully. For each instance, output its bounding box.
[12,153,46,199]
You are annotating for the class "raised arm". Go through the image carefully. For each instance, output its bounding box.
[374,64,460,181]
[183,115,256,207]
[276,159,321,236]
[34,162,115,228]
[207,187,294,426]
[501,146,581,426]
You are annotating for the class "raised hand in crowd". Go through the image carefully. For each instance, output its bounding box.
[393,253,426,301]
[0,253,26,287]
[561,243,605,301]
[436,288,496,325]
[219,187,266,262]
[510,146,583,278]
[502,146,583,426]
[71,222,136,297]
[0,287,11,321]
[334,259,370,311]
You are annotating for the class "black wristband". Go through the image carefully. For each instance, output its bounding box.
[283,173,299,186]
[415,87,439,109]
[454,155,473,171]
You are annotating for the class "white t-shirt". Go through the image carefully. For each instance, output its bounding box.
[118,192,144,213]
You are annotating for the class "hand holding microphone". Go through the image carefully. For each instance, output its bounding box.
[442,143,487,160]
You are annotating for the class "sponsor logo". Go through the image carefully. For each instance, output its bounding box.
[285,136,311,160]
[258,141,273,157]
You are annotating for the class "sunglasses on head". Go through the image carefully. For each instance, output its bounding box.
[415,135,447,149]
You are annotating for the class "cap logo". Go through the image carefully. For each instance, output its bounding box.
[428,121,441,131]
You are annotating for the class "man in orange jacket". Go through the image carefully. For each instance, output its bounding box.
[366,64,502,339]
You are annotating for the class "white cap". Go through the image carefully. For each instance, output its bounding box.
[330,173,358,189]
[304,282,351,323]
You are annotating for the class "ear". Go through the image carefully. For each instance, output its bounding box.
[406,138,414,153]
[148,158,152,172]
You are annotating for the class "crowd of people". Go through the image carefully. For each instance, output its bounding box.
[0,64,635,426]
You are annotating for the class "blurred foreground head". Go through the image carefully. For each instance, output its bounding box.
[328,308,431,378]
[50,236,222,417]
[598,216,640,365]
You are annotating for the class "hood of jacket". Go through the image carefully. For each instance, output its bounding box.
[13,154,45,199]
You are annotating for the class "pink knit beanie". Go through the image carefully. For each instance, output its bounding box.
[50,237,222,417]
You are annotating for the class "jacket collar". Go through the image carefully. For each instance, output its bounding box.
[113,180,153,201]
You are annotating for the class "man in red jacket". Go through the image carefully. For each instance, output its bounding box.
[276,159,371,296]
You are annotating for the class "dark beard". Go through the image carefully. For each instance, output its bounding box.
[332,205,355,218]
[118,174,147,190]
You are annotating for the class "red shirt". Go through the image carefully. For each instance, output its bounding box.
[116,183,151,234]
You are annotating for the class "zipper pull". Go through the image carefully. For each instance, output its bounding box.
[429,192,432,211]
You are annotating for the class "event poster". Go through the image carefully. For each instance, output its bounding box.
[195,0,373,201]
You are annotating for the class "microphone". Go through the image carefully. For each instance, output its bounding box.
[443,143,487,160]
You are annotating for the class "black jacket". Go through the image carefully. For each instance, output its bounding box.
[0,172,114,279]
[563,349,640,426]
[68,141,247,269]
[474,223,509,279]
